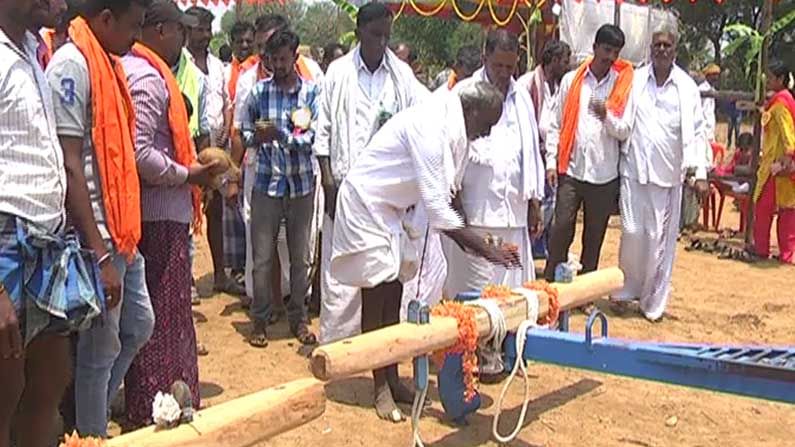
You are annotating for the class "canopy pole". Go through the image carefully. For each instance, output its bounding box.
[745,0,775,245]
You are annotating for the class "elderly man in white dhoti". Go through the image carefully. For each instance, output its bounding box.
[443,29,545,298]
[330,82,518,422]
[612,25,710,322]
[315,2,428,344]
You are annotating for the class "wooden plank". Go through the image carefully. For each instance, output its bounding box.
[107,378,325,447]
[310,268,625,382]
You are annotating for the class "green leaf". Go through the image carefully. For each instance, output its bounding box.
[724,23,759,39]
[331,0,358,21]
[766,8,795,37]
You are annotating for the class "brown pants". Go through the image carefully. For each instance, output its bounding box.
[544,175,619,281]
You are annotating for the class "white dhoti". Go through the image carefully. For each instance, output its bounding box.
[399,220,447,321]
[443,226,534,298]
[615,176,682,320]
[244,148,324,299]
[319,215,362,344]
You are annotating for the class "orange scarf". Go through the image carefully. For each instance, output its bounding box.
[227,55,258,103]
[69,18,141,257]
[131,42,202,231]
[557,58,634,174]
[446,71,457,90]
[248,55,316,84]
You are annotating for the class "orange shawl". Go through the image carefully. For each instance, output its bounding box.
[446,71,457,90]
[131,42,202,231]
[557,58,634,174]
[227,55,258,103]
[69,18,141,257]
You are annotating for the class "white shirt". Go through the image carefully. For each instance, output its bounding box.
[623,70,684,188]
[621,65,712,188]
[458,68,544,228]
[188,51,227,146]
[699,80,716,142]
[352,49,399,159]
[546,66,633,184]
[0,30,66,232]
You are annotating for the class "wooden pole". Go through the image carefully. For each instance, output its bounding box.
[107,378,325,447]
[310,268,625,382]
[745,0,775,245]
[613,0,621,27]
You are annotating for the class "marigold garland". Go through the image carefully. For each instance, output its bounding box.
[523,280,560,326]
[431,300,479,402]
[480,284,512,302]
[60,432,105,447]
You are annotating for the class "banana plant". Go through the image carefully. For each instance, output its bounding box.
[723,8,795,101]
[331,0,359,46]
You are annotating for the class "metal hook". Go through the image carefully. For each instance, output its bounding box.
[585,309,608,351]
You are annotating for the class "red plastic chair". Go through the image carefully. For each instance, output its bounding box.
[701,143,726,230]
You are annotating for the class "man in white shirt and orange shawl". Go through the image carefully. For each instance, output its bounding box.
[444,29,545,298]
[544,24,634,281]
[613,25,710,322]
[330,81,517,422]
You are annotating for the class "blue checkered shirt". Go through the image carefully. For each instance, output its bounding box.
[240,76,318,198]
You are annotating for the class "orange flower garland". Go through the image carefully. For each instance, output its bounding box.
[60,432,105,447]
[523,280,560,326]
[480,284,512,302]
[431,300,479,402]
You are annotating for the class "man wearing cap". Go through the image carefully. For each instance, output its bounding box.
[121,0,219,428]
[700,63,721,144]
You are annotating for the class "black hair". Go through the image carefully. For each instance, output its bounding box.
[455,45,481,73]
[255,14,289,34]
[323,43,346,59]
[737,132,754,149]
[594,24,625,49]
[218,44,233,63]
[265,28,299,55]
[484,28,519,55]
[56,1,81,33]
[356,2,393,29]
[541,40,570,65]
[185,6,214,26]
[769,59,794,96]
[230,21,254,41]
[81,0,152,18]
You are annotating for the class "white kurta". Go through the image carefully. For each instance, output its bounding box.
[699,80,716,142]
[330,94,468,291]
[444,68,544,298]
[316,47,427,344]
[399,205,447,320]
[617,64,709,320]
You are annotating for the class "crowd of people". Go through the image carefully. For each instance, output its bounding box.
[1,0,794,443]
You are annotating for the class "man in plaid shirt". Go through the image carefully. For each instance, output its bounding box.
[239,28,318,347]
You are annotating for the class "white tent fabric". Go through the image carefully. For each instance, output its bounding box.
[559,0,678,66]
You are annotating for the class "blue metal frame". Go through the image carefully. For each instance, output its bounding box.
[504,310,795,404]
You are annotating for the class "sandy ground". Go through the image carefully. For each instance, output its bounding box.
[183,202,795,447]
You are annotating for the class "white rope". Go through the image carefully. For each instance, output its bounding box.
[465,299,508,375]
[411,372,429,447]
[492,289,539,444]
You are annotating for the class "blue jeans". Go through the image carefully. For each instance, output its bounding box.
[75,250,155,436]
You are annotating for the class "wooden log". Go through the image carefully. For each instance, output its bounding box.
[107,378,325,447]
[311,267,624,382]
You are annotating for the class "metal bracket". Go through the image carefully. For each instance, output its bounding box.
[585,309,608,351]
[409,300,430,392]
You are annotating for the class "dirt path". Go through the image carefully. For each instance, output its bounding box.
[187,206,795,447]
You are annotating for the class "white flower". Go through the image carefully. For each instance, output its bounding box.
[152,392,182,428]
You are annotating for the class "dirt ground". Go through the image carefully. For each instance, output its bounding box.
[186,201,795,447]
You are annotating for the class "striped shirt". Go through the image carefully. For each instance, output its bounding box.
[121,53,193,224]
[0,29,66,233]
[240,75,318,198]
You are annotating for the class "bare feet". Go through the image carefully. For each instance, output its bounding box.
[374,384,404,423]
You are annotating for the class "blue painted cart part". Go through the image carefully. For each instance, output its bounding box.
[504,310,795,404]
[408,301,430,392]
[438,353,481,425]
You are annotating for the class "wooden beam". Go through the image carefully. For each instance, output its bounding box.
[699,90,755,102]
[310,268,625,382]
[107,378,325,447]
